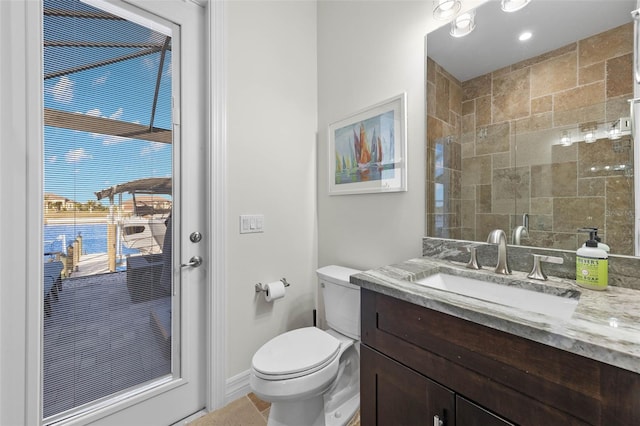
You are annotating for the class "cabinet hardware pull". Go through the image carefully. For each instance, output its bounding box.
[433,414,444,426]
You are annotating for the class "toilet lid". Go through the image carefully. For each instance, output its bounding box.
[252,327,340,379]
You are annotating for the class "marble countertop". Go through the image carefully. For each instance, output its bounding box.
[350,257,640,374]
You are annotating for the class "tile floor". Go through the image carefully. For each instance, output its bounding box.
[189,393,361,426]
[43,271,171,418]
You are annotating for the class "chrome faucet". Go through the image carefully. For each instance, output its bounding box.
[487,229,511,275]
[512,225,529,245]
[512,213,529,245]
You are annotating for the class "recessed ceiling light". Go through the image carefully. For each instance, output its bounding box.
[519,31,532,41]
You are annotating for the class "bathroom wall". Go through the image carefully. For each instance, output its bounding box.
[226,1,318,379]
[317,1,426,273]
[427,23,635,254]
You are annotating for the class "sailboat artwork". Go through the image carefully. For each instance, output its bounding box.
[334,110,396,184]
[328,93,407,195]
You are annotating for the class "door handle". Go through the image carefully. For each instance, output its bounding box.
[181,256,202,268]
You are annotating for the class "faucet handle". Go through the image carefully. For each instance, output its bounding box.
[465,246,481,270]
[527,254,563,281]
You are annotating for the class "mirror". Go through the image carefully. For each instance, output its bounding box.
[426,0,637,256]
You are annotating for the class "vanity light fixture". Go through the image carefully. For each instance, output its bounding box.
[501,0,531,13]
[581,122,598,143]
[559,130,572,147]
[450,11,476,37]
[433,0,462,21]
[609,119,622,140]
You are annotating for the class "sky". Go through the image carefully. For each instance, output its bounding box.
[43,0,172,204]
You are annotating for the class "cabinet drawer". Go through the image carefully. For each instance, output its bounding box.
[456,396,514,426]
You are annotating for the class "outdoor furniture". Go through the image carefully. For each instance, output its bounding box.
[43,261,64,317]
[126,254,165,302]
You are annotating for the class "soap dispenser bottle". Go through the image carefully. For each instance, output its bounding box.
[576,229,608,291]
[580,227,611,252]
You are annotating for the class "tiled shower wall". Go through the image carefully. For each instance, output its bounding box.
[426,23,635,255]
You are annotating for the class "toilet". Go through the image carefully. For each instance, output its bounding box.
[250,265,361,426]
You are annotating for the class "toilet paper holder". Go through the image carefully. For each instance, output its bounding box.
[255,278,290,293]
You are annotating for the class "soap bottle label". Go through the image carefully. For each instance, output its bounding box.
[576,257,608,289]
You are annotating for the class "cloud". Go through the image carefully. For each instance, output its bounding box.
[86,108,101,117]
[109,107,124,120]
[48,155,57,163]
[102,135,128,145]
[48,76,74,103]
[93,74,108,85]
[141,142,166,156]
[65,148,92,163]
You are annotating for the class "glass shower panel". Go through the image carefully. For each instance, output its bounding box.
[513,103,635,254]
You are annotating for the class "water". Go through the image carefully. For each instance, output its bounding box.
[44,223,139,257]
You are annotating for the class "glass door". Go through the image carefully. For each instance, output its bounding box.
[41,0,207,424]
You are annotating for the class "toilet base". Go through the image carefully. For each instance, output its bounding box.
[325,394,359,426]
[267,396,325,426]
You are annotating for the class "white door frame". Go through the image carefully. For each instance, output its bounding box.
[206,0,228,413]
[0,0,227,423]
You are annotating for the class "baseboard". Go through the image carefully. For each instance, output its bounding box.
[225,369,251,404]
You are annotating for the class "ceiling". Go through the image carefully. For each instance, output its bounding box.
[426,0,637,82]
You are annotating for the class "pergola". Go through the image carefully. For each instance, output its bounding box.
[44,0,172,144]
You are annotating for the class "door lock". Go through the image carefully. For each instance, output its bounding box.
[189,231,202,243]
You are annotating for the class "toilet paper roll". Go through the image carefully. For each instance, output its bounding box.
[264,280,286,302]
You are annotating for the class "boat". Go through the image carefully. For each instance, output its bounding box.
[95,177,172,255]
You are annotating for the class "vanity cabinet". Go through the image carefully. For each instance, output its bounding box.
[360,288,640,426]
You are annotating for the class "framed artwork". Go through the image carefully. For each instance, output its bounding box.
[328,93,407,195]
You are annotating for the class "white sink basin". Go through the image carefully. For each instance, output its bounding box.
[414,273,579,320]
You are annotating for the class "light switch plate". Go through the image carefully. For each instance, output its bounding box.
[240,214,264,234]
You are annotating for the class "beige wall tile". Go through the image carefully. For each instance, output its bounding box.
[553,81,605,114]
[514,112,553,135]
[579,23,633,68]
[476,95,492,126]
[435,71,451,123]
[461,199,475,228]
[579,62,604,85]
[531,96,552,114]
[513,43,576,70]
[606,53,632,99]
[551,162,577,197]
[530,52,577,98]
[530,197,553,215]
[492,151,511,170]
[493,67,531,122]
[477,122,510,155]
[462,99,475,116]
[427,56,436,84]
[606,95,633,122]
[578,177,605,196]
[553,197,604,233]
[462,155,492,186]
[476,184,492,213]
[462,74,491,101]
[476,214,510,241]
[531,164,552,197]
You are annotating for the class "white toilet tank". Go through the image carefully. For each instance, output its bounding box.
[316,265,362,340]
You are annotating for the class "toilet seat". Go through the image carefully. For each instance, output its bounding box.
[252,327,340,380]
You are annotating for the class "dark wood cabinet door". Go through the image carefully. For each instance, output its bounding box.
[361,345,455,426]
[456,396,514,426]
